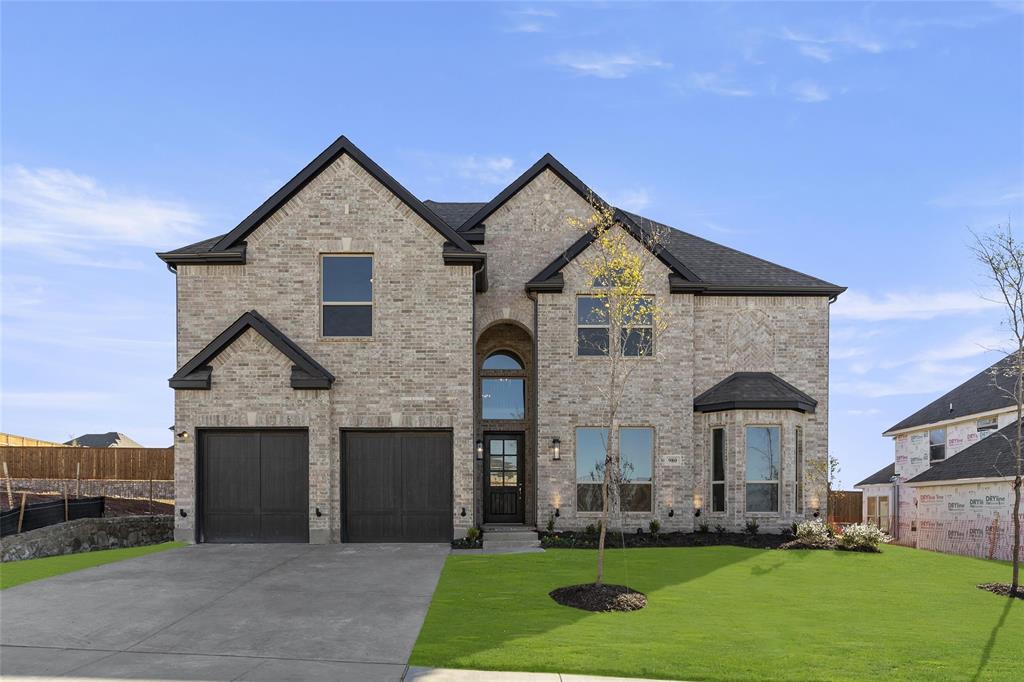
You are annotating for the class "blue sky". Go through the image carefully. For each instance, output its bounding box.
[1,2,1022,486]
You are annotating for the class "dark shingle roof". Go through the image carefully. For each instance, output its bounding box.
[625,212,840,291]
[160,234,225,255]
[855,462,897,487]
[884,355,1017,434]
[65,432,143,448]
[907,420,1021,483]
[693,372,817,413]
[424,201,486,229]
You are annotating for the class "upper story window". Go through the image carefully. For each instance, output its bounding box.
[576,295,654,357]
[482,352,523,370]
[977,417,998,439]
[746,425,780,513]
[481,350,525,421]
[322,255,372,337]
[929,428,946,462]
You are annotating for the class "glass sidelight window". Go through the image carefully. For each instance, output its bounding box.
[711,428,726,513]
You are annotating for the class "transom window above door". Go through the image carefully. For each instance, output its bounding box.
[322,255,372,337]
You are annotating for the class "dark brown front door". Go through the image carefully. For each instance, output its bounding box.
[484,433,524,523]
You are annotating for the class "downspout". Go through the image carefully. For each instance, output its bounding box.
[890,474,900,542]
[471,262,483,531]
[528,289,540,529]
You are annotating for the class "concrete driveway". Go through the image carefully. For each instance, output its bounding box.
[0,543,450,681]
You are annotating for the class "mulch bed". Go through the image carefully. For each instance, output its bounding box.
[550,583,647,612]
[1,492,172,516]
[541,530,792,550]
[978,583,1024,600]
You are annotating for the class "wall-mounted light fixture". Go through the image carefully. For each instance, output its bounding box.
[693,494,702,517]
[460,507,467,517]
[813,509,821,518]
[179,509,188,518]
[176,431,190,440]
[668,508,674,518]
[551,437,561,460]
[554,507,560,518]
[476,440,483,460]
[315,507,322,517]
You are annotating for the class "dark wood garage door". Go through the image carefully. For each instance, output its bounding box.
[199,430,308,543]
[342,431,452,542]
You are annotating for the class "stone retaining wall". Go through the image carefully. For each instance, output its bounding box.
[1,515,173,562]
[6,478,174,500]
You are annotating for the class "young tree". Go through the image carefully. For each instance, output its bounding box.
[972,222,1023,596]
[566,198,668,585]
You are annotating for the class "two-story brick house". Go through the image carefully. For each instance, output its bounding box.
[158,136,844,544]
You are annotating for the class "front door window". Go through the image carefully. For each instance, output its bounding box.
[484,434,524,523]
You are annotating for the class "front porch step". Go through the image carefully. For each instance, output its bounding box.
[485,532,538,543]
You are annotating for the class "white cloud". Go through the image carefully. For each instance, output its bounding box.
[611,188,652,211]
[513,7,557,18]
[688,72,754,97]
[834,363,980,398]
[798,44,833,63]
[781,26,886,56]
[551,51,670,79]
[831,291,1000,321]
[509,22,545,33]
[453,156,518,186]
[847,408,881,416]
[790,80,830,103]
[1,165,202,267]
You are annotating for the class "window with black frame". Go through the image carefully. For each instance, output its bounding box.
[322,255,372,337]
[711,427,726,513]
[480,351,526,421]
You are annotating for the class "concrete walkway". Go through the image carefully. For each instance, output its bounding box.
[1,543,449,681]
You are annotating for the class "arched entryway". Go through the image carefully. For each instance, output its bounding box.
[476,322,535,527]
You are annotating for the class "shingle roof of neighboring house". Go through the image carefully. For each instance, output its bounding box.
[907,420,1022,483]
[855,462,897,487]
[884,354,1017,434]
[693,372,818,413]
[65,432,143,448]
[169,310,335,390]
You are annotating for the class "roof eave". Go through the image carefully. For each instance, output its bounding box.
[156,245,247,269]
[693,399,817,414]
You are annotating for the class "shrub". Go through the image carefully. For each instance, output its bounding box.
[837,523,889,552]
[697,522,710,534]
[714,524,726,535]
[648,519,661,535]
[795,520,830,541]
[745,520,760,535]
[546,513,556,533]
[584,523,598,536]
[466,526,481,542]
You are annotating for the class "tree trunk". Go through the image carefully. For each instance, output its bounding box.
[1012,474,1021,595]
[596,427,616,585]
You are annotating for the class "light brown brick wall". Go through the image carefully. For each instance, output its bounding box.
[173,154,475,543]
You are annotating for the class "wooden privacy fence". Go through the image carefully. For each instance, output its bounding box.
[1,447,173,481]
[828,490,863,525]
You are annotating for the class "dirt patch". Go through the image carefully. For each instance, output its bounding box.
[550,583,647,612]
[978,583,1024,600]
[1,492,172,516]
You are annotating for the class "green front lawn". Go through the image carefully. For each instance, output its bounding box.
[411,545,1023,681]
[0,542,183,590]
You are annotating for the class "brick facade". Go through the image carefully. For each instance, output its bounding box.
[170,150,834,542]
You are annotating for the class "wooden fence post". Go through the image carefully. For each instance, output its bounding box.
[64,484,69,522]
[2,461,12,509]
[17,492,27,533]
[149,478,154,514]
[76,462,81,498]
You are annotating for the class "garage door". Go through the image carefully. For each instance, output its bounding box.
[342,431,452,542]
[199,430,308,543]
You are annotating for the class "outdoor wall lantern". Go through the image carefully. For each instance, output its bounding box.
[315,507,322,517]
[475,440,483,460]
[693,494,702,517]
[176,430,189,440]
[551,437,561,460]
[179,509,187,518]
[555,507,560,518]
[460,507,467,517]
[668,508,675,518]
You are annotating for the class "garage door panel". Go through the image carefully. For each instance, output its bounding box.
[343,431,452,543]
[200,430,308,544]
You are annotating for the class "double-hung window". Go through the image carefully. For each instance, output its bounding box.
[746,426,780,512]
[576,295,654,357]
[929,428,946,462]
[322,255,372,337]
[711,427,726,513]
[575,426,653,513]
[977,417,998,439]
